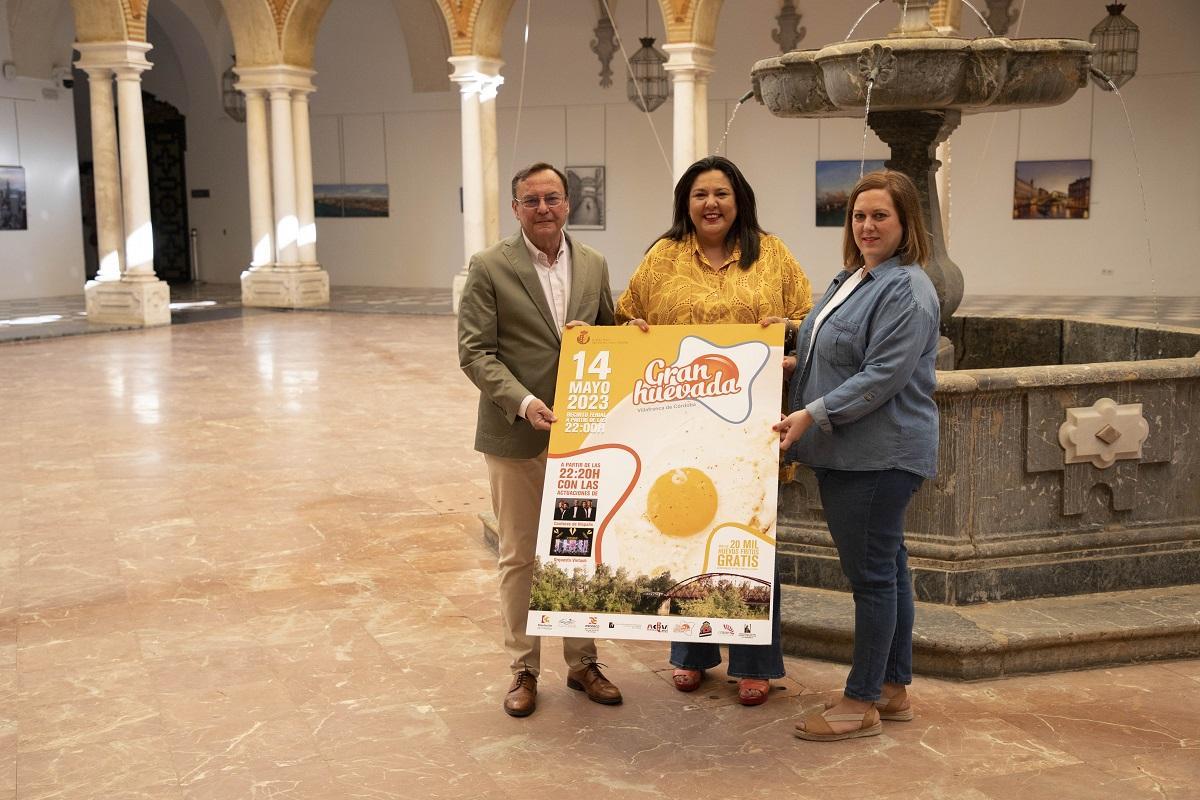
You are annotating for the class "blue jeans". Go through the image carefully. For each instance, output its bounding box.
[814,468,923,702]
[668,573,785,679]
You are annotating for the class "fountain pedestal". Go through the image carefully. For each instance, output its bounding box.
[868,109,965,333]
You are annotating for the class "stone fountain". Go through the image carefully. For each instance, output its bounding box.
[754,0,1092,334]
[752,0,1200,677]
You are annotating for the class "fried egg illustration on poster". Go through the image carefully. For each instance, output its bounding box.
[528,324,784,644]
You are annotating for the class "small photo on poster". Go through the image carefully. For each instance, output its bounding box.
[550,526,594,557]
[552,497,600,522]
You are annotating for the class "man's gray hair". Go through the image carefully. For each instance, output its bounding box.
[511,162,569,200]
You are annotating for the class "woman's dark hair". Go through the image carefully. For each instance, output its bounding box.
[653,156,765,268]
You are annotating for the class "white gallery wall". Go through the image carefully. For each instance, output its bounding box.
[0,2,84,300]
[0,0,1196,301]
[304,0,1200,297]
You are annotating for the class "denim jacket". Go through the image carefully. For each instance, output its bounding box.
[785,256,940,478]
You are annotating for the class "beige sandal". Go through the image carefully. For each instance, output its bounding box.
[825,688,913,721]
[794,706,882,741]
[875,689,914,721]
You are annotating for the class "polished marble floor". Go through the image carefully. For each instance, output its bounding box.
[1,312,1198,800]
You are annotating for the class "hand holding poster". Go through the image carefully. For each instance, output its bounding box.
[527,323,784,643]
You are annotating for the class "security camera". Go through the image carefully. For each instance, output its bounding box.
[51,65,73,90]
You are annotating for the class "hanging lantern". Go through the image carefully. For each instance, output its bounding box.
[1089,3,1138,90]
[627,36,670,112]
[222,58,246,122]
[627,0,670,112]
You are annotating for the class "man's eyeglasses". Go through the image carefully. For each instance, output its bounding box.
[517,194,564,210]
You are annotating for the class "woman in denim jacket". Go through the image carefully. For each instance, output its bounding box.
[775,170,940,741]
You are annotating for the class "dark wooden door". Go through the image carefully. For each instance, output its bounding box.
[143,92,191,283]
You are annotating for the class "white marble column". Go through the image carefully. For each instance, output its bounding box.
[663,43,715,184]
[236,65,329,308]
[291,88,319,269]
[115,64,155,282]
[269,86,299,269]
[76,40,170,327]
[480,79,501,247]
[448,55,504,311]
[243,88,274,270]
[81,66,124,281]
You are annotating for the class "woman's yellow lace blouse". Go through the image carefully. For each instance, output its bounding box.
[615,234,813,325]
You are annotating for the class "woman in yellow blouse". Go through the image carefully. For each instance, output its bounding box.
[616,155,812,336]
[615,155,813,705]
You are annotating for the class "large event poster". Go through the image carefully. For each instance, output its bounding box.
[526,323,784,644]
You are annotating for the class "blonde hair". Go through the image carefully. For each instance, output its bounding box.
[841,170,930,268]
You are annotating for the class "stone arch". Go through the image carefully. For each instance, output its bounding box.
[67,0,140,42]
[434,0,515,59]
[7,0,74,78]
[278,0,332,68]
[214,0,283,66]
[146,0,227,112]
[393,0,452,92]
[658,0,723,47]
[205,0,330,70]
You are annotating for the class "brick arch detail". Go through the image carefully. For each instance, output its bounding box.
[659,0,722,47]
[277,0,331,68]
[434,0,514,58]
[215,0,284,67]
[68,0,133,42]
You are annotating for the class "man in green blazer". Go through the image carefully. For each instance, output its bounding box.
[458,163,619,718]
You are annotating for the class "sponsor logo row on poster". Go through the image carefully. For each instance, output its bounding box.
[533,611,764,641]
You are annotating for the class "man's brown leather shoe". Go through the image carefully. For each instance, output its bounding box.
[566,659,622,705]
[504,670,537,717]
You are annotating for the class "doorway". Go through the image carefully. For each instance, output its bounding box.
[75,86,192,283]
[142,91,191,283]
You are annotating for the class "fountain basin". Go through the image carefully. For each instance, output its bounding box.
[778,317,1200,605]
[752,36,1092,118]
[818,37,973,111]
[751,50,837,118]
[989,38,1095,111]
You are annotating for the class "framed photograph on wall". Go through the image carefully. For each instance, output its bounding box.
[815,160,885,227]
[1013,159,1091,219]
[0,166,28,231]
[313,183,389,218]
[566,165,605,230]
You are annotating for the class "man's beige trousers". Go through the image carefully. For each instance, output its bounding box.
[485,451,597,675]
